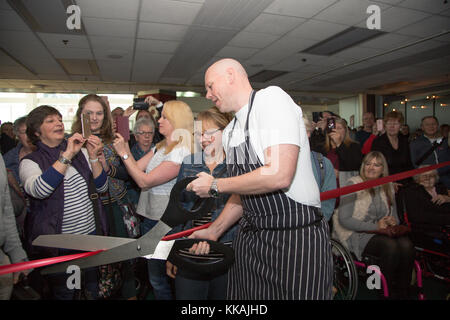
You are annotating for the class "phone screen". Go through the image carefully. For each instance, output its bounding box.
[81,114,91,139]
[326,118,335,133]
[376,119,384,132]
[116,116,130,142]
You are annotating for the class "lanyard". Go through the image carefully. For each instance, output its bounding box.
[226,90,256,154]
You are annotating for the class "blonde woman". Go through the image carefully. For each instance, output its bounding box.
[113,100,194,300]
[334,151,415,299]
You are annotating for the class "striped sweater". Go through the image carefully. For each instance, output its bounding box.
[20,149,108,235]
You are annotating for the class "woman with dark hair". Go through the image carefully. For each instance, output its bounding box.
[333,151,415,299]
[324,118,363,208]
[19,105,107,299]
[72,94,137,300]
[371,111,413,187]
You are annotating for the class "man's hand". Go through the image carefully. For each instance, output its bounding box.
[186,172,214,198]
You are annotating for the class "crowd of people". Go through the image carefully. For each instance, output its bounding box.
[0,58,449,300]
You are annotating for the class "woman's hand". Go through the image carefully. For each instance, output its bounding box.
[166,261,177,279]
[431,194,450,205]
[98,151,109,172]
[377,217,390,229]
[123,106,136,118]
[112,133,127,158]
[86,135,103,160]
[62,133,85,160]
[145,96,161,106]
[329,129,343,147]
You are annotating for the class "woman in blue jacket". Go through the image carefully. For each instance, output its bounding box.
[166,107,236,300]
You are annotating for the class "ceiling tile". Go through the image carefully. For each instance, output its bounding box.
[228,31,279,49]
[77,0,140,20]
[140,0,203,25]
[355,6,431,32]
[215,46,259,60]
[138,22,188,40]
[264,0,338,18]
[243,13,306,36]
[288,19,349,41]
[397,0,450,14]
[395,15,450,37]
[49,47,93,60]
[314,0,390,26]
[0,9,30,31]
[135,38,180,54]
[83,17,137,38]
[132,52,173,82]
[37,33,90,49]
[359,33,419,49]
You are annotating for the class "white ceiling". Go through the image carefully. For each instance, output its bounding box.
[0,0,449,103]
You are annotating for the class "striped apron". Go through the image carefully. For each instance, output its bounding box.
[226,91,333,300]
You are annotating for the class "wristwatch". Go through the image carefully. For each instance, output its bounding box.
[208,178,219,198]
[58,155,72,165]
[121,153,129,161]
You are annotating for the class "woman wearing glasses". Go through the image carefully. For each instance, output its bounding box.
[166,107,236,300]
[127,117,157,207]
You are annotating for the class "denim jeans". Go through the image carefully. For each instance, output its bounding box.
[175,273,228,300]
[141,218,173,300]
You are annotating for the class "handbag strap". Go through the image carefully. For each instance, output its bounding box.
[87,175,104,236]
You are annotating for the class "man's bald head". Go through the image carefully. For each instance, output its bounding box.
[207,58,248,79]
[204,58,253,113]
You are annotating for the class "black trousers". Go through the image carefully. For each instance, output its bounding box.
[363,234,415,299]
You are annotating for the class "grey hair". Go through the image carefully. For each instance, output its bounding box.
[13,116,27,135]
[133,117,155,134]
[413,165,439,184]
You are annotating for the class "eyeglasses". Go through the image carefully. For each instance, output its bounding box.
[136,131,154,136]
[194,128,221,138]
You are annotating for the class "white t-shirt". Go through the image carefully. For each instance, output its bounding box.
[222,86,321,207]
[137,145,191,220]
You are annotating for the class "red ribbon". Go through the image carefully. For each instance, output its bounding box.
[0,250,103,276]
[321,161,450,201]
[0,223,213,276]
[1,161,448,276]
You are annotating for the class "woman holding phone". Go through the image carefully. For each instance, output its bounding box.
[112,100,194,300]
[72,94,137,300]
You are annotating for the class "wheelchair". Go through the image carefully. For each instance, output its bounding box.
[330,238,359,300]
[404,215,450,286]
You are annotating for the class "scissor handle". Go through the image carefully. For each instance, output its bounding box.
[160,176,215,228]
[167,239,234,279]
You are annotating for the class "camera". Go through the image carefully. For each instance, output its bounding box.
[132,98,149,110]
[326,118,336,133]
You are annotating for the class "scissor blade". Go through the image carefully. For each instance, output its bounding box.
[33,234,134,251]
[41,221,172,274]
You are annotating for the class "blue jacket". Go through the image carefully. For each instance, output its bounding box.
[310,151,337,221]
[410,135,450,189]
[171,152,237,244]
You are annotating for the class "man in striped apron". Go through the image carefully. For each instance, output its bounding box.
[188,58,333,300]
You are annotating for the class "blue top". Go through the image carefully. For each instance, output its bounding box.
[3,143,22,183]
[410,135,450,189]
[310,151,337,221]
[172,152,237,244]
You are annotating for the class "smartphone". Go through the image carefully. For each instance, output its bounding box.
[326,118,336,133]
[133,98,149,110]
[312,112,320,123]
[115,116,130,142]
[376,119,384,132]
[81,114,91,139]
